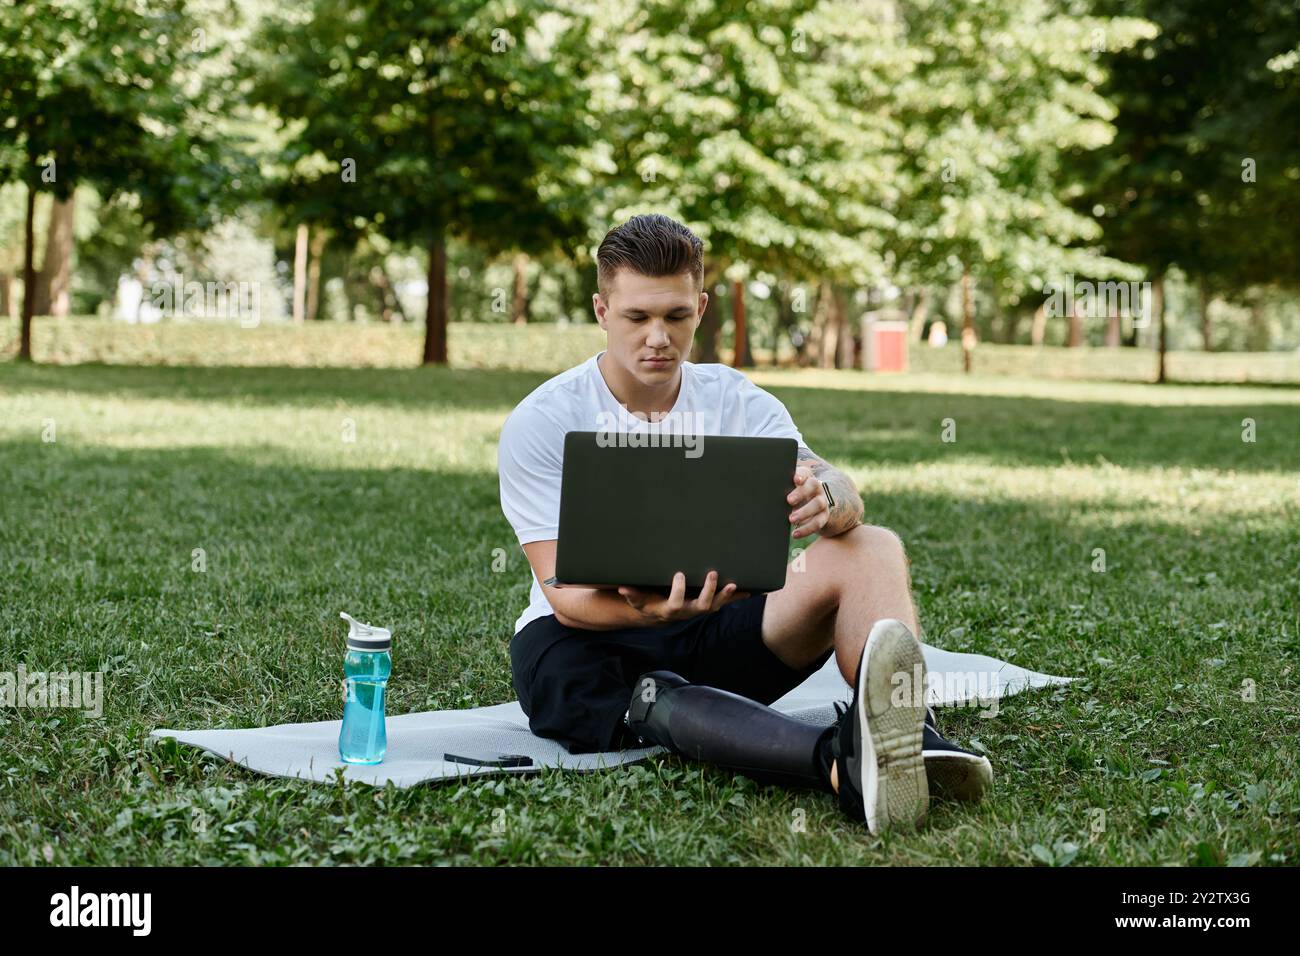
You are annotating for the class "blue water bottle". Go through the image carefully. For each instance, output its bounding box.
[338,611,392,764]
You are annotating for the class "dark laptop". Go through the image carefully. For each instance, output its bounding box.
[551,431,797,594]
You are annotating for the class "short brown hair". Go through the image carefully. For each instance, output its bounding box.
[596,214,704,296]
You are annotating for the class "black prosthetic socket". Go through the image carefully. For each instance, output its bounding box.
[626,671,836,794]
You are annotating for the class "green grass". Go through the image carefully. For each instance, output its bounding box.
[1,329,1297,865]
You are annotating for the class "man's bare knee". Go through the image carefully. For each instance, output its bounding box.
[842,523,907,561]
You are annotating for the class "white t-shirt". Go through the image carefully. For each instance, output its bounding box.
[497,350,813,635]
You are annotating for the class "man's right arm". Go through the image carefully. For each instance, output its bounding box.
[521,540,657,631]
[500,409,644,630]
[521,541,750,631]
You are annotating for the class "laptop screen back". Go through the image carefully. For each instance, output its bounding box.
[555,431,797,593]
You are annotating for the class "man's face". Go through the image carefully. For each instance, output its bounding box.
[592,270,706,388]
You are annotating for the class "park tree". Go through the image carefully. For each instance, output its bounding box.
[886,0,1153,371]
[0,0,240,360]
[248,0,594,365]
[0,186,26,318]
[582,0,1156,370]
[1077,0,1300,376]
[579,0,905,367]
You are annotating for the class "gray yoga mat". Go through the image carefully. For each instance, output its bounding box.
[150,646,1075,788]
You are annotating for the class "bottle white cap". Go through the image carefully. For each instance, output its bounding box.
[340,611,392,651]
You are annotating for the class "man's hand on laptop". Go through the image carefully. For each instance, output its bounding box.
[787,464,830,539]
[618,570,750,624]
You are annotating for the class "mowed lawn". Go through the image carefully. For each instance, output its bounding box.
[1,336,1297,865]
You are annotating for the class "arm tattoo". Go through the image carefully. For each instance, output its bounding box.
[797,446,864,537]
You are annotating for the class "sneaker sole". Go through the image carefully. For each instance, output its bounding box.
[858,619,929,834]
[924,751,994,803]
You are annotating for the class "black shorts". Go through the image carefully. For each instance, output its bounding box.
[509,592,835,754]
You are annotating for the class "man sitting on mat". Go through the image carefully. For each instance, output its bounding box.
[498,213,992,834]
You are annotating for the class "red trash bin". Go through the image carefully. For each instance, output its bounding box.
[861,318,909,372]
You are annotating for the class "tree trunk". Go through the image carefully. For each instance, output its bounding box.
[1030,302,1047,346]
[292,223,308,324]
[730,278,751,367]
[343,251,362,321]
[1123,311,1139,347]
[555,259,571,324]
[691,261,722,363]
[133,258,149,322]
[374,261,407,324]
[369,265,395,322]
[32,193,75,317]
[908,288,930,342]
[836,285,856,368]
[1246,301,1269,352]
[819,281,841,369]
[1002,305,1023,344]
[771,282,795,367]
[960,265,975,373]
[1153,273,1166,383]
[19,185,36,361]
[1067,301,1084,347]
[512,253,529,325]
[800,280,831,366]
[423,229,449,365]
[1199,279,1211,351]
[306,228,326,321]
[0,275,11,319]
[1104,308,1121,347]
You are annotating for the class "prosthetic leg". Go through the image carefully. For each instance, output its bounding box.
[625,671,835,793]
